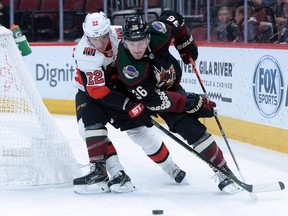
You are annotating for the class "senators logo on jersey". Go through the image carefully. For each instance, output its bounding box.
[83,47,97,56]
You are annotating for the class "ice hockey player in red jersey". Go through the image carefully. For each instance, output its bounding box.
[72,12,186,194]
[116,10,242,194]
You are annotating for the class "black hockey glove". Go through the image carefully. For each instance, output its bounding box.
[136,107,158,127]
[124,98,157,127]
[174,34,198,64]
[123,98,145,118]
[184,93,216,118]
[124,99,156,117]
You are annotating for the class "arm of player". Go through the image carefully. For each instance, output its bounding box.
[125,80,187,113]
[158,10,198,63]
[79,67,145,116]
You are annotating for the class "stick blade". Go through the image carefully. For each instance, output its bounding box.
[252,181,285,193]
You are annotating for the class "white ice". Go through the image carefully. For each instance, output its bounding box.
[1,115,287,216]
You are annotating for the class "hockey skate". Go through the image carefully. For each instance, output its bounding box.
[73,162,110,194]
[108,170,136,193]
[214,166,242,194]
[165,164,186,183]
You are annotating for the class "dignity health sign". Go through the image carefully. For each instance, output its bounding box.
[24,44,77,100]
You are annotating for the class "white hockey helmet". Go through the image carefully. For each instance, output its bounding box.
[82,12,111,37]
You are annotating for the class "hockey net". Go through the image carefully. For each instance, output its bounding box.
[0,26,80,189]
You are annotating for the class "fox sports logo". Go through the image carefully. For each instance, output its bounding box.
[252,55,284,118]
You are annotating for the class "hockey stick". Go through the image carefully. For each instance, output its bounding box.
[151,118,285,193]
[188,57,258,199]
[188,58,254,179]
[189,57,242,173]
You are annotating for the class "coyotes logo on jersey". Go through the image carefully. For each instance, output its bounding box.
[153,65,176,89]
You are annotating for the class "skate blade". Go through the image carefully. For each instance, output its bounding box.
[74,182,110,195]
[110,181,136,193]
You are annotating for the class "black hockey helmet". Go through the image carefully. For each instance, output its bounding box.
[123,15,150,41]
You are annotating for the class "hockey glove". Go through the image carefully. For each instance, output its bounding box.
[184,93,216,117]
[124,99,145,118]
[174,34,198,64]
[123,98,155,118]
[124,98,157,127]
[137,107,158,128]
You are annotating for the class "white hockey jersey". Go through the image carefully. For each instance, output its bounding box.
[73,26,121,99]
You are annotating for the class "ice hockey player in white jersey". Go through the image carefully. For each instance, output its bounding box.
[72,12,186,194]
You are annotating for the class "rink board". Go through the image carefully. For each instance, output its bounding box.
[43,98,288,154]
[24,43,288,154]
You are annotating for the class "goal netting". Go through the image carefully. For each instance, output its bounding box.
[0,26,80,189]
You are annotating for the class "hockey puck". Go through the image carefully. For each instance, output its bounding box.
[152,209,164,215]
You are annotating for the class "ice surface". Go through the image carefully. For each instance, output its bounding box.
[1,115,287,216]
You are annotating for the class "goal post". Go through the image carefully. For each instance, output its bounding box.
[0,26,80,188]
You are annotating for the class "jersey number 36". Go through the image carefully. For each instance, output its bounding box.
[131,86,147,99]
